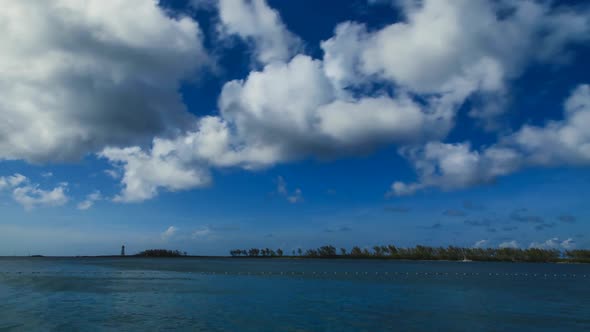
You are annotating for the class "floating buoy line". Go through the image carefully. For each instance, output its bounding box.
[0,271,587,280]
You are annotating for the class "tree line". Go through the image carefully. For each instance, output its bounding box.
[136,249,188,257]
[229,245,590,263]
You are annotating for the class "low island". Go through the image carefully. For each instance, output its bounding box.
[227,245,590,263]
[38,245,589,263]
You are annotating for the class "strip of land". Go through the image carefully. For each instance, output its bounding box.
[7,246,590,263]
[228,245,590,263]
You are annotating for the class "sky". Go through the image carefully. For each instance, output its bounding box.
[0,0,589,256]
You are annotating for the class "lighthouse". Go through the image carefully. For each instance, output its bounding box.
[121,245,126,256]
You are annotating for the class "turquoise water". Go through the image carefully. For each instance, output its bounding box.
[0,258,589,331]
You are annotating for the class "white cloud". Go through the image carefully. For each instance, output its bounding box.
[191,226,211,239]
[216,0,301,64]
[77,201,93,211]
[391,85,590,195]
[529,237,576,250]
[100,144,212,203]
[0,173,27,189]
[12,184,69,210]
[510,85,590,166]
[287,189,303,204]
[100,115,284,202]
[100,1,590,202]
[322,0,590,124]
[218,54,450,160]
[102,54,450,201]
[389,142,521,196]
[104,169,120,179]
[561,238,576,250]
[162,224,221,241]
[321,22,367,91]
[77,191,102,210]
[1,173,68,210]
[499,240,519,249]
[276,176,288,195]
[161,226,178,241]
[0,0,208,163]
[473,239,488,248]
[276,176,303,204]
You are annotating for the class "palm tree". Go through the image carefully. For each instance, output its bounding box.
[350,246,362,257]
[318,245,337,257]
[373,246,383,257]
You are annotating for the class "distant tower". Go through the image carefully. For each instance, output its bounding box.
[121,245,126,256]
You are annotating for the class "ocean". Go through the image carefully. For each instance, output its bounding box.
[0,257,589,331]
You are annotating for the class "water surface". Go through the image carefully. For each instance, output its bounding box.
[1,257,589,331]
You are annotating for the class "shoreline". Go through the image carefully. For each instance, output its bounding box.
[1,255,588,264]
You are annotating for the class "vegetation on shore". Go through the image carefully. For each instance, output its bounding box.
[135,249,188,257]
[229,245,590,263]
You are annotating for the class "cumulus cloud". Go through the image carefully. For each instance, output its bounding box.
[389,142,521,196]
[100,114,288,201]
[509,85,590,166]
[0,0,208,163]
[0,173,68,210]
[561,238,576,249]
[216,0,301,64]
[161,226,178,241]
[12,184,69,210]
[184,224,239,241]
[473,239,488,248]
[276,176,303,203]
[100,144,212,203]
[391,85,590,195]
[77,191,102,210]
[322,0,590,124]
[0,174,27,190]
[104,169,120,179]
[191,226,212,239]
[98,1,590,202]
[529,237,575,250]
[219,55,448,158]
[103,53,455,201]
[499,240,519,249]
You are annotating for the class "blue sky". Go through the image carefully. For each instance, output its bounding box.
[1,0,589,255]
